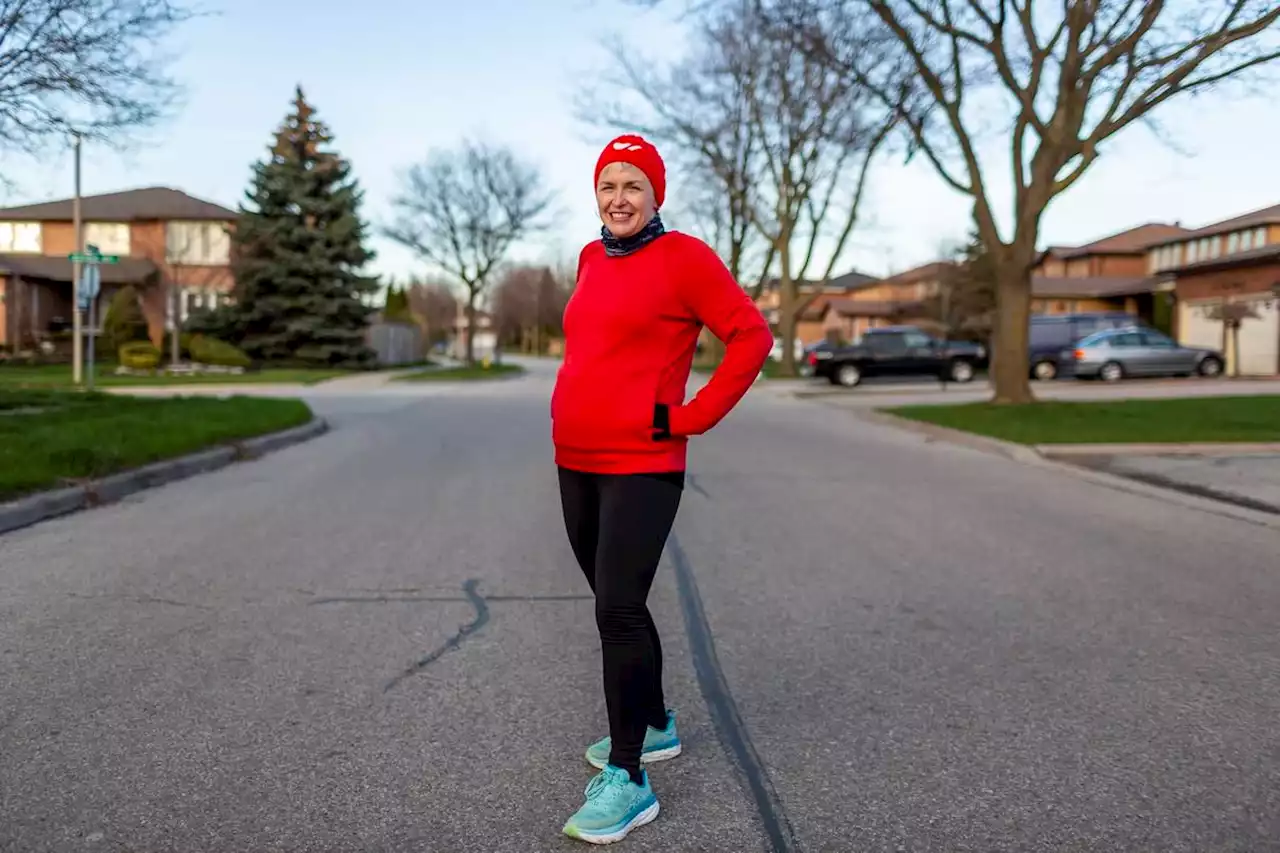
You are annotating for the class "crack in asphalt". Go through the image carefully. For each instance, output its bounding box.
[382,579,490,693]
[308,593,591,605]
[667,531,801,853]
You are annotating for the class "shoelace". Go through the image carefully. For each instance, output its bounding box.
[584,766,630,801]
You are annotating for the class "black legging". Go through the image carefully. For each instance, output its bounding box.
[557,466,684,779]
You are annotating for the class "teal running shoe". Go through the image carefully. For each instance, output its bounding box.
[562,764,660,844]
[585,709,681,770]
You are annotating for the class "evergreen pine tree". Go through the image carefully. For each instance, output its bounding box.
[382,283,412,322]
[229,86,379,366]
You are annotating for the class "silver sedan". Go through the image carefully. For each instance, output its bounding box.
[1064,328,1224,382]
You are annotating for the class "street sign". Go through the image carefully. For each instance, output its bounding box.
[78,265,101,309]
[68,245,119,264]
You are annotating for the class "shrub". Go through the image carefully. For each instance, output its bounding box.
[189,335,251,369]
[119,341,161,370]
[102,286,149,356]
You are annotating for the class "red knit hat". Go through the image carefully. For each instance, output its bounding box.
[594,134,666,208]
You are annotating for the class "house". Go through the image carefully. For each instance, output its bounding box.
[0,187,237,352]
[814,261,955,342]
[1030,223,1192,332]
[451,308,498,361]
[754,269,878,345]
[1146,204,1280,375]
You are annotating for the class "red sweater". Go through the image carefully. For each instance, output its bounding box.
[551,232,773,474]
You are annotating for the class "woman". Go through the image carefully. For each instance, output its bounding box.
[552,134,772,844]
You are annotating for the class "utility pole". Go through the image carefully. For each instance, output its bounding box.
[71,132,83,386]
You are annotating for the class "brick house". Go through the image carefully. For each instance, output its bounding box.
[816,261,955,342]
[754,269,878,345]
[1146,204,1280,375]
[0,187,236,352]
[1030,223,1191,331]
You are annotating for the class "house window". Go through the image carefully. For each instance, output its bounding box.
[1254,227,1268,248]
[85,222,131,256]
[1186,242,1198,263]
[0,222,41,253]
[166,221,231,265]
[1209,236,1221,259]
[1228,232,1240,253]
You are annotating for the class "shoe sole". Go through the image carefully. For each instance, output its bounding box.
[564,801,660,844]
[585,743,682,770]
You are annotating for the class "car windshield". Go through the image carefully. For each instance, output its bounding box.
[1076,331,1114,346]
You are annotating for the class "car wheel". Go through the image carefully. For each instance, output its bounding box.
[949,359,975,383]
[1099,361,1125,382]
[836,363,862,387]
[1032,360,1057,381]
[1197,356,1223,378]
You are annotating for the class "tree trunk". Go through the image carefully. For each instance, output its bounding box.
[464,290,478,366]
[989,253,1035,405]
[777,241,797,377]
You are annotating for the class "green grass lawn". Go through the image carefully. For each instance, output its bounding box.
[394,362,526,382]
[0,364,353,388]
[0,390,314,501]
[885,395,1280,445]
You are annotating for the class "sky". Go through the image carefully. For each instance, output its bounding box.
[5,0,1279,285]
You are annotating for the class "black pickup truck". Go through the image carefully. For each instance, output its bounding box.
[808,326,988,387]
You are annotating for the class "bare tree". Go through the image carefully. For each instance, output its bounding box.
[383,141,556,365]
[584,1,898,376]
[781,0,1280,402]
[0,0,195,168]
[491,264,571,354]
[405,277,458,350]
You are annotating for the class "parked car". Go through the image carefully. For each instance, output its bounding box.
[1028,312,1155,380]
[1061,327,1224,381]
[810,326,987,387]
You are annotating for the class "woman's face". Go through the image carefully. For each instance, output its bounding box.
[596,162,656,239]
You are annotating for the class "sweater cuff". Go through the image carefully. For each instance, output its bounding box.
[667,404,698,437]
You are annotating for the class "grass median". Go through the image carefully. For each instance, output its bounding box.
[0,390,315,501]
[0,364,351,388]
[394,363,525,382]
[885,395,1280,445]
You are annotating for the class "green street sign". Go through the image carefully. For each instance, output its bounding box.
[68,252,119,264]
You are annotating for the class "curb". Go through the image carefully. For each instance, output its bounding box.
[852,409,1043,464]
[0,418,329,536]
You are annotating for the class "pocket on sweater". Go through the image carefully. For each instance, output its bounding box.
[552,374,656,451]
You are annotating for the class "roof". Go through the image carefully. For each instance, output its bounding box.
[1047,223,1192,258]
[1032,274,1165,298]
[1166,242,1280,276]
[760,268,878,292]
[821,298,923,318]
[0,187,237,223]
[1147,203,1280,247]
[876,261,957,285]
[0,253,158,284]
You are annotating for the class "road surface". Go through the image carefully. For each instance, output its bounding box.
[2,360,1278,852]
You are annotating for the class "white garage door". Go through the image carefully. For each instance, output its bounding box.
[1180,296,1279,376]
[1179,300,1224,351]
[1238,296,1279,375]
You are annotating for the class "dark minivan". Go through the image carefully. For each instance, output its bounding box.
[1028,312,1154,380]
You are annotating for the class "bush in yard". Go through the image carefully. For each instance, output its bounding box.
[102,286,150,356]
[119,341,161,370]
[189,335,251,369]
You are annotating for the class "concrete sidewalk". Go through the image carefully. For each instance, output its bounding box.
[1049,451,1280,516]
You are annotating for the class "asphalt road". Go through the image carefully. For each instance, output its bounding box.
[2,360,1278,852]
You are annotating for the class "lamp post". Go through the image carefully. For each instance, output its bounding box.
[71,132,83,386]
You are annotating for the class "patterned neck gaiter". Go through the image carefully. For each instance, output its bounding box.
[601,213,666,257]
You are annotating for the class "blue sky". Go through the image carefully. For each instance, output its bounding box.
[6,0,1279,283]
